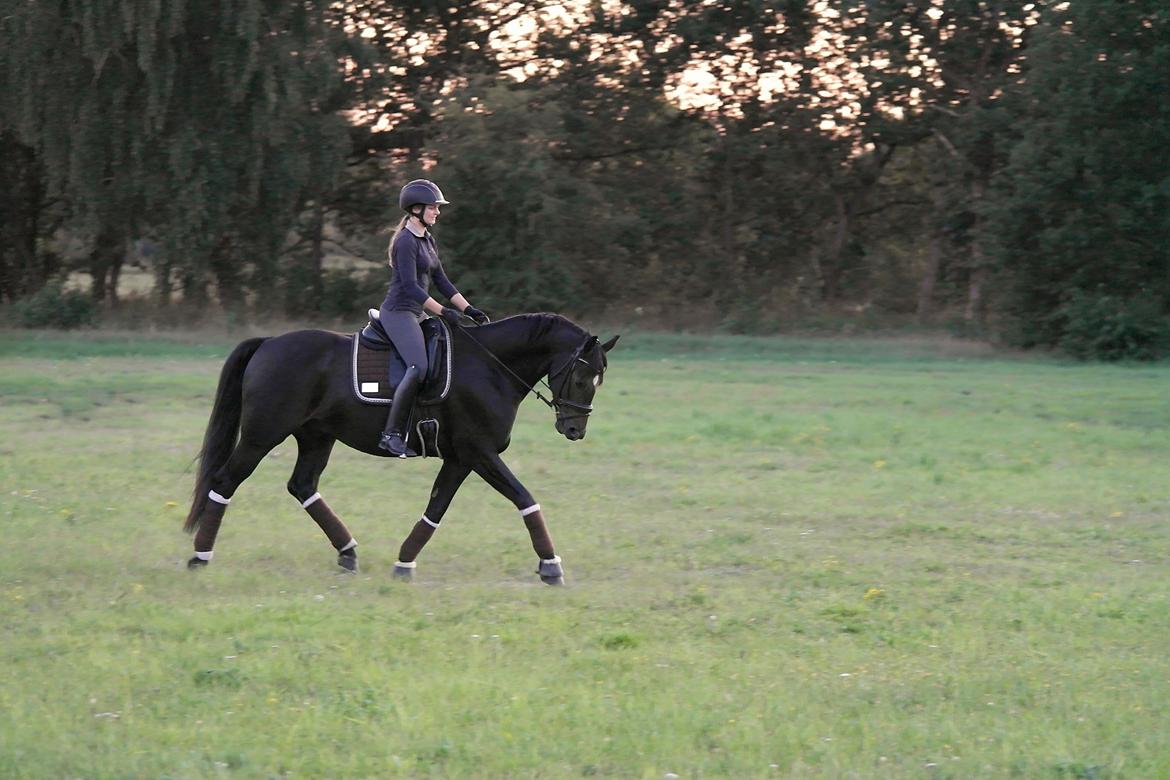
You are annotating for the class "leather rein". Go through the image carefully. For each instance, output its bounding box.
[459,325,599,420]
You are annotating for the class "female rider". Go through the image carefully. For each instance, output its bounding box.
[378,179,488,456]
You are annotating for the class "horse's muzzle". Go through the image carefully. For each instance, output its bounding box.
[556,418,586,440]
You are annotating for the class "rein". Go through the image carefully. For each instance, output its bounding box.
[458,325,594,417]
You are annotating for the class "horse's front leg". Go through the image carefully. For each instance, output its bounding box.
[393,459,471,580]
[472,453,564,585]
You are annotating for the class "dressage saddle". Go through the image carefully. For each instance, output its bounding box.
[352,309,452,405]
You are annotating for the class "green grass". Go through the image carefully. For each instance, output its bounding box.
[2,329,1168,778]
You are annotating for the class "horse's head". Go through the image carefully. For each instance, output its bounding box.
[550,333,619,441]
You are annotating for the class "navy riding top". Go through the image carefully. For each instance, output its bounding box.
[381,230,459,316]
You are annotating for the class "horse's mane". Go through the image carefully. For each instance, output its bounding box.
[488,312,588,341]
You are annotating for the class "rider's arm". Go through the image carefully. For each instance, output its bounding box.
[429,256,474,313]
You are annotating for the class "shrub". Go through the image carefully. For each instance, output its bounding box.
[318,268,387,319]
[12,280,98,329]
[1058,291,1170,362]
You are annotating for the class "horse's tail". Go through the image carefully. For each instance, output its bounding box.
[184,337,269,533]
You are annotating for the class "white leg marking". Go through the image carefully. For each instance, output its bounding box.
[541,555,562,565]
[301,492,322,508]
[421,515,440,529]
[208,490,231,505]
[194,550,214,561]
[520,504,542,517]
[394,560,417,569]
[338,539,357,553]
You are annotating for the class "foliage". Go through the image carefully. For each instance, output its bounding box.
[316,268,388,320]
[0,0,357,305]
[1,1,1167,356]
[10,279,98,329]
[1056,291,1170,361]
[986,0,1170,348]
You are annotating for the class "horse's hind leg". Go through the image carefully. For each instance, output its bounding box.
[188,439,278,567]
[287,430,358,572]
[392,459,471,580]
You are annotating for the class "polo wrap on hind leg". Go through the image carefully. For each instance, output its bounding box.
[520,504,556,560]
[301,493,355,551]
[194,491,230,554]
[397,515,440,563]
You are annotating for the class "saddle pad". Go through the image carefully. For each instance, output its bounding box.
[353,339,395,404]
[350,323,453,405]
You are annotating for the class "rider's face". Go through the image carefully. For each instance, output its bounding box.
[422,204,440,224]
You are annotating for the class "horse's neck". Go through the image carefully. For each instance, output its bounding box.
[475,314,579,384]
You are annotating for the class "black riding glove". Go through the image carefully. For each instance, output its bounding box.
[463,306,490,325]
[439,307,463,327]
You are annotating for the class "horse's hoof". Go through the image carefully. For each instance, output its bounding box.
[186,556,209,570]
[392,563,415,581]
[337,553,358,573]
[537,557,564,586]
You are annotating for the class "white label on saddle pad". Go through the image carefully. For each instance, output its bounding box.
[360,382,380,393]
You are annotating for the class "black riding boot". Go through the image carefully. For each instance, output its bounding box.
[379,365,421,457]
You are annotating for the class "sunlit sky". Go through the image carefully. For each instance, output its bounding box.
[352,0,1041,137]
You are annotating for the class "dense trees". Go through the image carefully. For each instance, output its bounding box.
[1,0,1166,357]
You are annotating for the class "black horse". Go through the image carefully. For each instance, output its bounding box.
[183,313,618,584]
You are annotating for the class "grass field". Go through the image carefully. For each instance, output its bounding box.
[1,327,1168,779]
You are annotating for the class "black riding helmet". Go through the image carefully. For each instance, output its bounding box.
[399,179,450,214]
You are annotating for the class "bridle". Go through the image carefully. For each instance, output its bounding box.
[461,327,601,421]
[545,338,599,423]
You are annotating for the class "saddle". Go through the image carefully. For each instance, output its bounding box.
[351,311,453,457]
[353,309,452,403]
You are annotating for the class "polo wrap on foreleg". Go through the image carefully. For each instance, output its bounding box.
[520,504,555,560]
[302,494,354,551]
[193,495,229,553]
[397,515,439,563]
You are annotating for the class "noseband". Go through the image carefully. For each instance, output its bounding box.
[547,341,596,422]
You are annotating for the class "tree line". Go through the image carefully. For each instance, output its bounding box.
[2,0,1167,358]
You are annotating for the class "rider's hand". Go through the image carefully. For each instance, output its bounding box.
[463,306,489,325]
[439,307,464,327]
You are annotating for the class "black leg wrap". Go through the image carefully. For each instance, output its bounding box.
[304,497,354,551]
[398,519,437,564]
[193,500,228,555]
[523,510,556,561]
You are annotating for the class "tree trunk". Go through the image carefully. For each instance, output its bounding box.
[308,196,326,306]
[821,192,850,302]
[0,134,52,301]
[211,237,244,311]
[917,230,942,324]
[964,178,989,328]
[88,226,124,304]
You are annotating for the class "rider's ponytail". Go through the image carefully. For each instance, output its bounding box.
[387,216,410,268]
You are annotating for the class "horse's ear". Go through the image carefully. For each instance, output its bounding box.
[601,335,620,352]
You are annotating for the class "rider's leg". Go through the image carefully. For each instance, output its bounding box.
[378,310,429,457]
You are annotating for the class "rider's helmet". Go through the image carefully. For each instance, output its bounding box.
[399,179,450,213]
